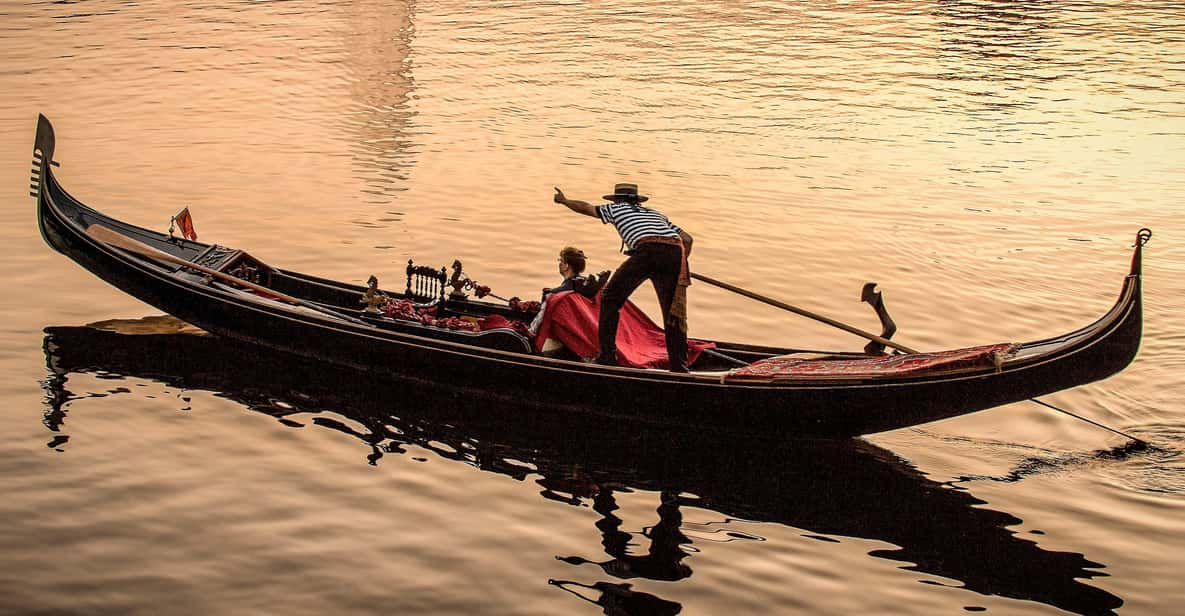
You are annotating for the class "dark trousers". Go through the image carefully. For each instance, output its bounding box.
[599,243,688,372]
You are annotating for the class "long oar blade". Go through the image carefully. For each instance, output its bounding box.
[691,271,918,354]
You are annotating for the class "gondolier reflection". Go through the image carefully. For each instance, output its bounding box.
[553,183,694,372]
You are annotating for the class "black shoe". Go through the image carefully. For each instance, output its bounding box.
[592,352,617,366]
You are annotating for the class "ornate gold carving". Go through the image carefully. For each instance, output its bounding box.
[361,275,388,314]
[448,259,470,300]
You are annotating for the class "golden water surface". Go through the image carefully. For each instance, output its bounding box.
[1,1,1183,614]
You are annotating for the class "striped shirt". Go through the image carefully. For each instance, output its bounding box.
[596,202,683,250]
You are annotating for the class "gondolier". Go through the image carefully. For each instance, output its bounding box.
[553,183,694,372]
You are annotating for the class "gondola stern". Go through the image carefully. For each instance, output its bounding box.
[1024,230,1149,404]
[1118,227,1150,370]
[1130,228,1151,278]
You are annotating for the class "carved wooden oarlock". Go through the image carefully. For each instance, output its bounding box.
[860,282,899,355]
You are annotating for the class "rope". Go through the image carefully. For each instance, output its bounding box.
[1029,398,1146,446]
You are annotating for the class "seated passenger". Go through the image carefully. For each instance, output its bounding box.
[533,247,603,356]
[542,246,588,300]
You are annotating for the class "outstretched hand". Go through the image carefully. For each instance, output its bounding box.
[552,186,596,217]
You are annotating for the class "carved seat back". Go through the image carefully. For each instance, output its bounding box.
[405,259,448,305]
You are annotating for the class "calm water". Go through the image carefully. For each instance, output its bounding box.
[2,1,1184,614]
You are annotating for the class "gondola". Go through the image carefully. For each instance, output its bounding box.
[29,113,1149,438]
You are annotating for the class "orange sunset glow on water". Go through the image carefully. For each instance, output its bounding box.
[1,1,1183,614]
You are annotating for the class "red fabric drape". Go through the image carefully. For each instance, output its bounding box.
[533,291,714,369]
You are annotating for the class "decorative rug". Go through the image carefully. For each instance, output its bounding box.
[725,343,1018,382]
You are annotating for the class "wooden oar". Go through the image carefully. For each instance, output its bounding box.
[690,272,920,354]
[85,224,368,326]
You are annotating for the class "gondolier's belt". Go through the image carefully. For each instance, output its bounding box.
[632,236,690,324]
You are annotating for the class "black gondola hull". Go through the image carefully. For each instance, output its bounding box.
[30,114,1146,437]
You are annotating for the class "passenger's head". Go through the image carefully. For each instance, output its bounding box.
[558,246,587,277]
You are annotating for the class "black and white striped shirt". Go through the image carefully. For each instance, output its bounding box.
[596,203,683,250]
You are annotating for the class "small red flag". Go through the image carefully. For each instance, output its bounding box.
[174,207,198,241]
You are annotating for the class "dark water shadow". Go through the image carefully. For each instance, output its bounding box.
[41,320,1124,616]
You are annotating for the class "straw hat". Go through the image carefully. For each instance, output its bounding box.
[602,183,648,203]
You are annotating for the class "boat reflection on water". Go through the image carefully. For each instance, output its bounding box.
[41,319,1123,616]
